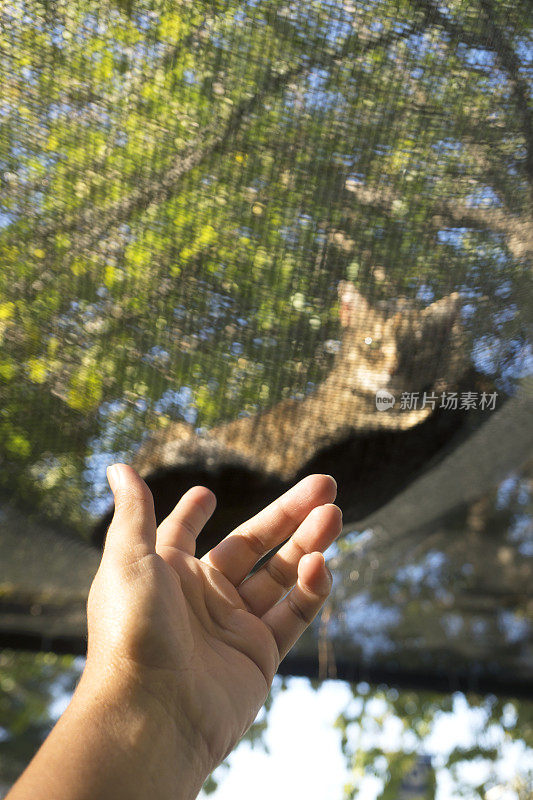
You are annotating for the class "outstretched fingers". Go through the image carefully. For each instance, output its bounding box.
[238,503,342,616]
[261,552,332,662]
[156,486,217,557]
[202,474,337,585]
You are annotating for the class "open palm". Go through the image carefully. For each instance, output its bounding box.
[86,465,341,773]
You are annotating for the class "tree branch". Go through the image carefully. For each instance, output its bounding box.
[342,181,532,259]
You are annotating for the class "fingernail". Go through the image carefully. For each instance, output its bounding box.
[107,464,124,492]
[325,474,337,489]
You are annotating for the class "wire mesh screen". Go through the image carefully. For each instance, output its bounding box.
[0,0,532,696]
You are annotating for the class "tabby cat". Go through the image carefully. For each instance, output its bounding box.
[134,281,465,481]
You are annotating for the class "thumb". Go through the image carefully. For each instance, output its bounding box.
[104,463,157,561]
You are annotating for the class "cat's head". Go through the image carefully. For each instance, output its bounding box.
[336,280,464,395]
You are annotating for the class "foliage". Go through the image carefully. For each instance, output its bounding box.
[0,650,81,784]
[0,0,531,525]
[335,683,533,799]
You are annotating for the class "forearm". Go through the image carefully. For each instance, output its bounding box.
[6,667,208,800]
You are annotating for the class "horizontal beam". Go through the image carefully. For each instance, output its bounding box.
[2,632,531,701]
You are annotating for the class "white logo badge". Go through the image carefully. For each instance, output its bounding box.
[375,389,395,411]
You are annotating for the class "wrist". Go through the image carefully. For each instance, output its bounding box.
[69,661,210,799]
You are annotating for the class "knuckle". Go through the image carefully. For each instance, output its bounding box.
[287,596,312,624]
[116,485,153,515]
[265,558,293,589]
[276,494,300,528]
[241,529,266,557]
[178,514,198,539]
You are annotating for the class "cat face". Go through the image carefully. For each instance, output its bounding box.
[336,281,463,396]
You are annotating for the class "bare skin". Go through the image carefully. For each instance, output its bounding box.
[7,464,341,800]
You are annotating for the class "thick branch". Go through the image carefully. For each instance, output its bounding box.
[342,181,532,259]
[413,0,533,194]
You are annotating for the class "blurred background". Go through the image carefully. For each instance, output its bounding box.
[0,0,532,797]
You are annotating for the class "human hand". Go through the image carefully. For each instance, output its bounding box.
[83,464,341,785]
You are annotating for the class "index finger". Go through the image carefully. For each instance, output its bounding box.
[202,474,337,585]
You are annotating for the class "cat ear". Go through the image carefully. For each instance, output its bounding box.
[422,292,462,327]
[337,280,370,327]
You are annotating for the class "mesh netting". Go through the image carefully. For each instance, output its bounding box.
[0,0,531,696]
